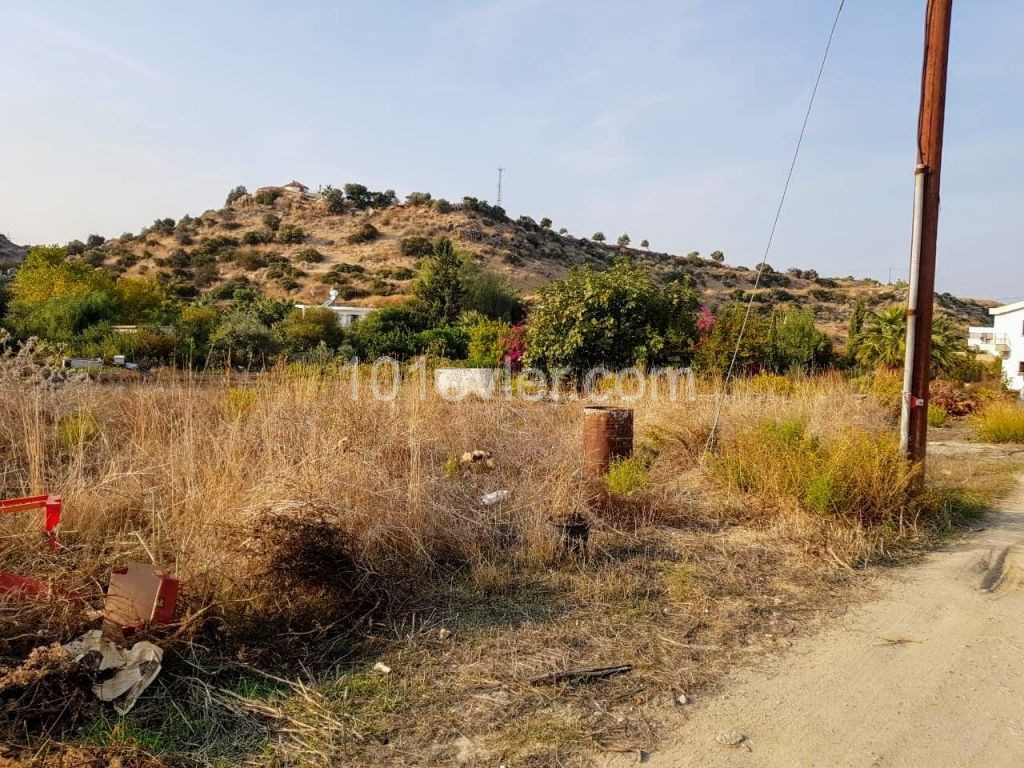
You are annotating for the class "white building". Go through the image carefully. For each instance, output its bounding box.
[294,301,374,327]
[968,299,1024,391]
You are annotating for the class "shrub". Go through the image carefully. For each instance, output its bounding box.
[413,237,464,326]
[262,213,281,231]
[278,307,344,353]
[195,236,240,258]
[928,404,949,427]
[400,236,433,258]
[603,457,650,496]
[592,232,605,242]
[276,224,305,244]
[295,248,324,263]
[253,188,281,206]
[413,327,469,359]
[57,411,102,453]
[242,230,272,246]
[321,185,345,214]
[235,250,269,270]
[431,198,453,214]
[715,418,915,526]
[405,192,432,206]
[351,302,434,359]
[209,311,279,367]
[972,402,1024,443]
[347,222,380,244]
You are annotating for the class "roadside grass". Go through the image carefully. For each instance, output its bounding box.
[972,401,1024,443]
[1,370,1020,766]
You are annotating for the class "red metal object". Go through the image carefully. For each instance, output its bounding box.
[105,563,180,631]
[0,494,63,550]
[0,493,64,597]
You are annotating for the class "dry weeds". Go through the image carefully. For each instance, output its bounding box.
[0,369,1018,766]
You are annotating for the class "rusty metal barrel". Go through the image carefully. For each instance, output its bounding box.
[582,407,634,485]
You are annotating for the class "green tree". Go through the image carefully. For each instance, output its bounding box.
[459,260,524,322]
[693,303,774,375]
[351,302,433,359]
[640,239,650,249]
[209,311,278,368]
[343,183,372,209]
[710,250,725,263]
[278,307,344,354]
[459,311,510,367]
[413,237,465,326]
[176,304,221,365]
[321,185,345,214]
[540,217,552,229]
[524,257,699,378]
[114,278,174,324]
[592,232,606,242]
[773,307,833,372]
[845,298,867,364]
[4,245,117,339]
[617,233,631,248]
[225,185,248,206]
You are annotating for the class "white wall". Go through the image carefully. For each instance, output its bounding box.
[992,309,1024,391]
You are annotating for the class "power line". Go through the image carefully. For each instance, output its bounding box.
[702,0,846,459]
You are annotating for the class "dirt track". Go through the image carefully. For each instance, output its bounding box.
[609,477,1024,767]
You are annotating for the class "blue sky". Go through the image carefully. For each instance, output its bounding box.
[1,0,1021,299]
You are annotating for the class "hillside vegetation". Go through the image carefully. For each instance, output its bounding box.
[8,182,994,340]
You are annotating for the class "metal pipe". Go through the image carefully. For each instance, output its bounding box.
[900,164,928,455]
[582,407,633,485]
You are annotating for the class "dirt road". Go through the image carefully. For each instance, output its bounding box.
[616,480,1024,767]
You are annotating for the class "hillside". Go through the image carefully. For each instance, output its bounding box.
[0,234,27,268]
[7,184,997,339]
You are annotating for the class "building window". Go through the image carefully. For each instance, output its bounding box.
[1019,362,1024,375]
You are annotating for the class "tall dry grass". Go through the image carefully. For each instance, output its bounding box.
[0,369,918,640]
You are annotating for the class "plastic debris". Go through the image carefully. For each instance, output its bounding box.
[373,662,392,675]
[481,490,511,507]
[62,630,162,715]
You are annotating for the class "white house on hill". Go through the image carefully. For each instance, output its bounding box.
[968,300,1024,392]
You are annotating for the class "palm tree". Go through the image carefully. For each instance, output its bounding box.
[855,306,962,374]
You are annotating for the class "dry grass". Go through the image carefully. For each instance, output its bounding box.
[0,369,1018,766]
[972,400,1024,444]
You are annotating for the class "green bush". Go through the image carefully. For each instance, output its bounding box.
[928,404,949,427]
[714,417,916,526]
[972,402,1024,443]
[350,302,433,359]
[400,236,433,258]
[603,458,650,496]
[253,188,281,206]
[347,222,380,244]
[276,224,305,244]
[242,230,272,246]
[295,248,324,263]
[235,250,269,270]
[262,213,281,231]
[278,307,343,353]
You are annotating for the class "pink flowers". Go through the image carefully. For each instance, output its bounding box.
[697,305,715,333]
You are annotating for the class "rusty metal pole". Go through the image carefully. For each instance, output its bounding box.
[901,0,953,473]
[582,407,633,487]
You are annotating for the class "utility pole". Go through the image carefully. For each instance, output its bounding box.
[496,166,505,208]
[900,0,953,469]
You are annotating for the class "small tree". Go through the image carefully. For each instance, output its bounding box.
[710,250,725,263]
[592,232,606,242]
[321,185,345,214]
[262,213,281,231]
[540,217,552,229]
[276,224,305,244]
[225,185,247,206]
[413,237,465,326]
[525,257,699,379]
[405,192,432,207]
[558,227,568,235]
[617,233,631,248]
[344,183,372,209]
[278,306,343,354]
[640,239,649,249]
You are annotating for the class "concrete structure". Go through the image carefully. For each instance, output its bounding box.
[294,303,373,328]
[968,299,1024,392]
